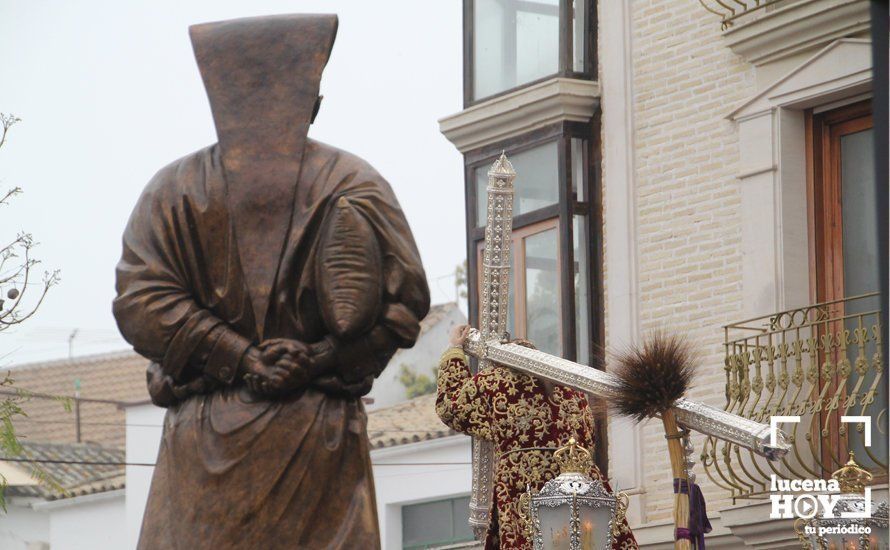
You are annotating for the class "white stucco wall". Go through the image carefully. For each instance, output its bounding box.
[37,492,126,550]
[124,402,165,550]
[367,306,466,411]
[0,493,126,550]
[0,499,49,550]
[371,435,473,550]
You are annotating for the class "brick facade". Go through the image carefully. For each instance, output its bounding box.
[601,0,757,523]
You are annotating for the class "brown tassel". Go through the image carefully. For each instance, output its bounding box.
[610,331,696,422]
[612,332,698,550]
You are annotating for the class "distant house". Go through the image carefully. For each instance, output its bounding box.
[0,303,473,550]
[0,351,149,447]
[366,302,466,410]
[367,393,475,549]
[0,442,126,550]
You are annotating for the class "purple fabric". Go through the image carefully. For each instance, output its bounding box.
[673,478,712,549]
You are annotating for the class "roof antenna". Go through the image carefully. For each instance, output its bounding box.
[68,328,79,359]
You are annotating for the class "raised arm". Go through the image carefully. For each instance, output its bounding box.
[435,325,493,440]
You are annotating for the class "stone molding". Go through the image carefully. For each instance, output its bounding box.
[438,77,600,153]
[729,38,872,319]
[723,0,870,67]
[730,39,872,121]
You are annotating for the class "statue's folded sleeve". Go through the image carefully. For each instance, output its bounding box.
[113,154,253,387]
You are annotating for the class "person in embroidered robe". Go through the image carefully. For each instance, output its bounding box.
[436,325,638,550]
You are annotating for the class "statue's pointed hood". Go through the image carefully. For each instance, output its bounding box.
[190,14,338,337]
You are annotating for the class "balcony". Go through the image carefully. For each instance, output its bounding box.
[703,293,886,498]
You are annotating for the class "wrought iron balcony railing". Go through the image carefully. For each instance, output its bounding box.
[703,293,886,498]
[698,0,787,30]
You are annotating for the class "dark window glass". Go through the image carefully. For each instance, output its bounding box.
[475,140,560,226]
[402,496,474,549]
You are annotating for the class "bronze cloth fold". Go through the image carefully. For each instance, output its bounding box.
[114,141,430,549]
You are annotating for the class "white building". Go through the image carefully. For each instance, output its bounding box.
[367,303,466,411]
[0,442,126,550]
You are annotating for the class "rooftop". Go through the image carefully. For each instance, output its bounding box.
[367,392,458,450]
[1,441,125,500]
[1,350,149,447]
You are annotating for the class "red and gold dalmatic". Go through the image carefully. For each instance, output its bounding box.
[436,348,638,550]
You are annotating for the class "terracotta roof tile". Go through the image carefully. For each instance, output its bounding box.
[2,351,149,447]
[366,392,458,450]
[2,441,125,500]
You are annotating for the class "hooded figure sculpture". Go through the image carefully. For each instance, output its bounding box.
[113,14,430,549]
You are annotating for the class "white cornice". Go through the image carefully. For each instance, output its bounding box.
[31,488,125,511]
[370,434,468,460]
[438,78,600,153]
[723,0,870,67]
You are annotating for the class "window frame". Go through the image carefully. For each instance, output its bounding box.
[476,218,562,345]
[401,495,475,550]
[462,0,598,107]
[464,116,608,474]
[805,99,886,481]
[464,118,601,366]
[807,99,874,305]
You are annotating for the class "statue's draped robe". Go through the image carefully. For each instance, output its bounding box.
[436,349,639,550]
[114,140,429,549]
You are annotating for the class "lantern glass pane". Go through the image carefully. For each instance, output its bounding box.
[824,533,862,549]
[539,504,573,550]
[870,525,889,547]
[578,505,612,549]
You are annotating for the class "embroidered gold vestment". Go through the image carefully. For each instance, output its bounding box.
[435,348,638,550]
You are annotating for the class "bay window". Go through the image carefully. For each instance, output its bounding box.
[465,121,600,364]
[465,0,595,103]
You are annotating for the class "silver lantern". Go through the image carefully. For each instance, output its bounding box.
[521,438,627,550]
[795,452,889,549]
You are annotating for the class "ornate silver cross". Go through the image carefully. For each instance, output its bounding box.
[464,153,790,540]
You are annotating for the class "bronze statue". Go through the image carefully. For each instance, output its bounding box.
[113,14,430,549]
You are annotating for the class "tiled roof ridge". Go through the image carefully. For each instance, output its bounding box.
[366,391,437,415]
[2,348,143,373]
[367,392,459,450]
[17,440,125,453]
[3,440,126,500]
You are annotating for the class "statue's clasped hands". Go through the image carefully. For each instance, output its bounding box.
[242,338,314,397]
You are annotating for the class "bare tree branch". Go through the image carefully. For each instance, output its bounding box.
[0,113,65,509]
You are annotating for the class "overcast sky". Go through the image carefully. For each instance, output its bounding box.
[0,1,465,364]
